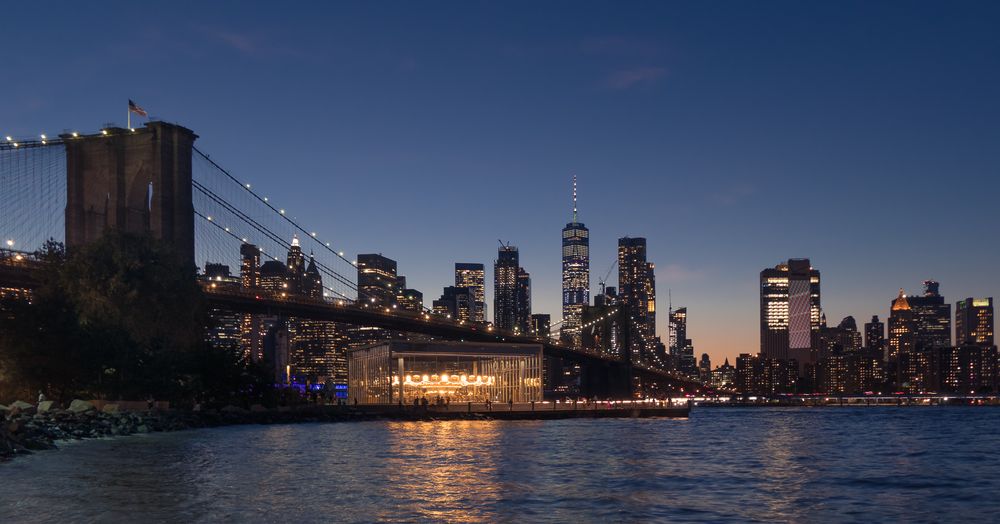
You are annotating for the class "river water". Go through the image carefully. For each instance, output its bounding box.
[2,407,998,523]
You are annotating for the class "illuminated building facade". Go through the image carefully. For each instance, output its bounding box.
[433,286,475,321]
[357,253,398,306]
[530,313,551,338]
[956,297,994,347]
[561,176,590,346]
[760,259,821,368]
[618,237,657,364]
[239,243,264,361]
[494,245,526,331]
[347,341,543,404]
[888,289,915,362]
[201,263,242,354]
[396,288,423,313]
[455,263,486,323]
[906,280,951,350]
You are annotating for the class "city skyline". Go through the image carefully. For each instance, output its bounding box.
[2,2,999,366]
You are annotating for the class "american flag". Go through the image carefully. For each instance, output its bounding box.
[128,99,148,117]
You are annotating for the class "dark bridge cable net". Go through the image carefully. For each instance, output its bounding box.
[191,179,357,292]
[193,208,355,302]
[191,150,364,302]
[0,143,66,253]
[191,147,441,314]
[192,147,359,268]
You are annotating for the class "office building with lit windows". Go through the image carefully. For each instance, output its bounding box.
[455,263,486,323]
[759,258,820,369]
[618,237,657,364]
[906,280,951,350]
[956,297,994,347]
[433,286,475,322]
[357,253,398,306]
[494,245,519,331]
[561,176,590,346]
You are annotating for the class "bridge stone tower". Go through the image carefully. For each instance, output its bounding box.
[63,122,197,265]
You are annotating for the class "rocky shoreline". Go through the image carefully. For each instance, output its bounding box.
[0,400,437,461]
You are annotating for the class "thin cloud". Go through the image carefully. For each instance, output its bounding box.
[192,25,256,55]
[603,67,666,90]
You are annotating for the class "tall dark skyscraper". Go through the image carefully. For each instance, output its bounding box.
[455,263,486,322]
[432,286,475,322]
[760,259,821,368]
[561,176,590,346]
[956,297,994,347]
[906,280,951,350]
[618,237,657,364]
[530,313,551,338]
[864,315,885,354]
[494,244,520,331]
[517,267,531,332]
[285,235,305,294]
[356,253,398,306]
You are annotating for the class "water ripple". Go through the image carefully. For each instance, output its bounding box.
[2,408,999,522]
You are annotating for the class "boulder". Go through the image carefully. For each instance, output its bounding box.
[220,405,246,414]
[102,404,120,414]
[249,404,267,413]
[37,400,57,413]
[67,399,96,413]
[11,400,36,415]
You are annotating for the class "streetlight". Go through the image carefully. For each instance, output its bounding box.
[5,239,13,248]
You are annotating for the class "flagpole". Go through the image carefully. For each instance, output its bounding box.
[127,101,131,129]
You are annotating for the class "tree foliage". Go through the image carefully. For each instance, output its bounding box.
[0,233,266,404]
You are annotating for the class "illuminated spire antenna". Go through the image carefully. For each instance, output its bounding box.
[572,174,578,222]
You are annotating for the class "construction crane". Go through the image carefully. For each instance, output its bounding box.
[597,256,618,296]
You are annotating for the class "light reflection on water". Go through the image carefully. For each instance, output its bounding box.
[2,408,1000,523]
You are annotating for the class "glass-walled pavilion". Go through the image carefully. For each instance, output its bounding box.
[348,341,544,404]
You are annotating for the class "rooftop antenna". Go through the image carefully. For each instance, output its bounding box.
[572,174,578,223]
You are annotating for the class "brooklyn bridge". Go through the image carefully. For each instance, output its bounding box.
[0,121,705,398]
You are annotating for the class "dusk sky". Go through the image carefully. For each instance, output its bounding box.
[3,1,999,365]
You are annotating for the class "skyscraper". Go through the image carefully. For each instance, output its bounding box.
[433,286,475,321]
[517,267,531,332]
[865,315,885,354]
[356,253,398,306]
[561,176,590,346]
[618,237,657,364]
[759,259,821,368]
[293,252,347,385]
[530,313,551,338]
[956,297,994,348]
[285,235,305,294]
[888,289,915,380]
[455,263,486,322]
[669,307,687,356]
[494,244,520,331]
[906,280,951,350]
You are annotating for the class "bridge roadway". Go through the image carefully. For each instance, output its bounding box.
[200,284,703,389]
[0,252,703,390]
